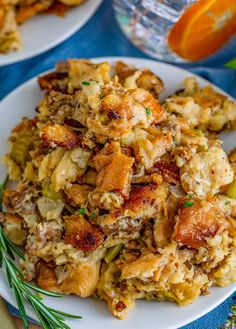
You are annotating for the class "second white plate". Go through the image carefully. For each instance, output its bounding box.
[0,0,103,67]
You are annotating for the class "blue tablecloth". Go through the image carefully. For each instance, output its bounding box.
[0,0,236,327]
[0,0,236,101]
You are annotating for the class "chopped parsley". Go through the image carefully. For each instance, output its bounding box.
[79,208,86,215]
[82,79,99,86]
[182,201,194,208]
[145,107,151,115]
[121,255,126,261]
[90,212,95,219]
[225,201,231,205]
[99,94,104,100]
[188,193,193,199]
[81,80,90,86]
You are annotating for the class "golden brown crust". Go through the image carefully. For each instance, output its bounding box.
[148,160,180,184]
[45,2,69,17]
[64,215,104,252]
[0,1,8,31]
[124,184,158,213]
[35,260,60,292]
[87,92,134,138]
[115,61,164,98]
[93,142,134,197]
[98,183,169,237]
[60,262,100,297]
[64,184,92,206]
[137,70,164,98]
[173,197,222,248]
[87,87,163,139]
[0,212,27,246]
[121,252,161,280]
[40,124,80,148]
[16,3,50,24]
[36,260,100,297]
[133,129,172,169]
[38,72,69,92]
[193,86,226,109]
[2,189,19,210]
[12,117,37,133]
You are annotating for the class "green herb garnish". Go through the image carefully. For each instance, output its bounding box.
[225,58,236,69]
[0,177,82,329]
[90,212,95,219]
[188,193,193,199]
[182,201,194,208]
[145,107,151,115]
[225,201,231,206]
[79,208,86,215]
[81,80,91,85]
[99,94,104,100]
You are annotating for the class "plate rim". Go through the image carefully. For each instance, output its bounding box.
[0,56,236,329]
[0,0,103,67]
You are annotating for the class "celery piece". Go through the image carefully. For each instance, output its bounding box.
[193,128,203,137]
[42,180,62,200]
[11,134,32,167]
[227,180,236,199]
[104,244,123,263]
[163,291,177,302]
[64,205,76,214]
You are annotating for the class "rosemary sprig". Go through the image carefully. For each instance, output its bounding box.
[0,177,82,329]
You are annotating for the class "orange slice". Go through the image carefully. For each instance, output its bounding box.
[168,0,236,61]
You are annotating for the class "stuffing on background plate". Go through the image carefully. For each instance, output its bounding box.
[0,0,85,53]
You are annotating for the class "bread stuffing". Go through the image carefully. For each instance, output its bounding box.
[1,59,236,319]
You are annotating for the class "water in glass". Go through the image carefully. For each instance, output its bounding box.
[113,0,233,63]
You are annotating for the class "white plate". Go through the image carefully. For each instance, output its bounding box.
[0,57,236,329]
[0,0,103,67]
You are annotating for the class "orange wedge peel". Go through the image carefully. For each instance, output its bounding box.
[168,0,236,61]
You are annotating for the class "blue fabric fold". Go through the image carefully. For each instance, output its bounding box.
[1,0,236,327]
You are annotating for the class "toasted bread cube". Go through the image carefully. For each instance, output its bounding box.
[36,260,100,297]
[64,215,104,252]
[0,212,27,246]
[174,197,222,248]
[64,184,92,206]
[93,142,134,197]
[40,124,80,148]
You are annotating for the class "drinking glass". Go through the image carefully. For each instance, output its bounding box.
[112,0,236,63]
